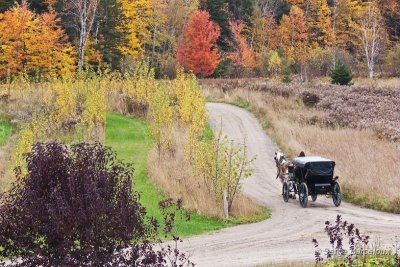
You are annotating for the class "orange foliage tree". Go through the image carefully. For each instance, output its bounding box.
[228,20,256,75]
[279,6,308,64]
[177,10,220,77]
[0,3,75,78]
[279,6,309,80]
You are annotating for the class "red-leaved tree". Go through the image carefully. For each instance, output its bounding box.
[228,20,256,76]
[177,10,220,77]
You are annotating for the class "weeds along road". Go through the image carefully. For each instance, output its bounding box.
[179,103,400,267]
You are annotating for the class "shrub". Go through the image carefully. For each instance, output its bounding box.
[330,62,353,85]
[312,215,399,267]
[0,142,192,266]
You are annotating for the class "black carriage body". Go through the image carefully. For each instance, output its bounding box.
[291,156,336,195]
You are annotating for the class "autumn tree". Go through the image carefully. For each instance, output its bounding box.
[61,0,99,71]
[279,6,308,66]
[0,3,75,78]
[228,20,256,76]
[307,0,334,47]
[268,51,282,77]
[250,7,278,56]
[177,10,220,77]
[118,0,152,59]
[148,84,174,159]
[152,0,198,76]
[359,0,387,78]
[334,0,363,53]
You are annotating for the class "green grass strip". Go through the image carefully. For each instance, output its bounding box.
[105,112,242,237]
[0,120,12,146]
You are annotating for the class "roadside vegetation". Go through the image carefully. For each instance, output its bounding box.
[105,113,259,237]
[0,63,267,238]
[202,79,400,214]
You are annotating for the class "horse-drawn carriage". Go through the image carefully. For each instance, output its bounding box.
[278,155,342,208]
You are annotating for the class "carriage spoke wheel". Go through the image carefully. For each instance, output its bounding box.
[299,182,308,208]
[282,182,289,202]
[332,182,342,207]
[311,193,317,202]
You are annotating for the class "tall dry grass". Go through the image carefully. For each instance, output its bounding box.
[147,126,262,219]
[202,83,400,213]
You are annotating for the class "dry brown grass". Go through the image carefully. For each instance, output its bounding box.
[202,82,400,213]
[147,126,262,219]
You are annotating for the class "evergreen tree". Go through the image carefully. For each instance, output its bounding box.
[330,62,353,85]
[0,0,50,13]
[228,0,255,25]
[200,0,231,51]
[95,0,127,70]
[0,0,13,12]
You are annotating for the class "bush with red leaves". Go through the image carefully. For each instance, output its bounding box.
[0,142,193,267]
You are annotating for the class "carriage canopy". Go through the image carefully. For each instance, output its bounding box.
[292,156,335,177]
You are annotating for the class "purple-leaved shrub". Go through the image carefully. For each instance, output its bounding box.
[0,142,193,267]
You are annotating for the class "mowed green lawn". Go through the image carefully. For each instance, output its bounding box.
[105,113,232,237]
[0,121,12,146]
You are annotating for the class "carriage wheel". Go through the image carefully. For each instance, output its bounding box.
[332,182,342,207]
[311,194,317,202]
[282,182,289,202]
[299,182,308,208]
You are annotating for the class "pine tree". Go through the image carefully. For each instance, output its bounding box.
[330,62,352,85]
[200,0,231,51]
[228,0,255,25]
[95,0,127,70]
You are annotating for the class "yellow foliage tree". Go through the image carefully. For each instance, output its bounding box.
[173,70,207,146]
[81,81,107,142]
[307,0,334,47]
[118,0,153,59]
[148,84,174,158]
[334,0,363,52]
[268,51,282,77]
[53,81,76,123]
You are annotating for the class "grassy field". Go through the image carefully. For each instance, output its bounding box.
[0,121,11,146]
[105,113,268,237]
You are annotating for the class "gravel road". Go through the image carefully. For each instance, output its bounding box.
[179,102,400,267]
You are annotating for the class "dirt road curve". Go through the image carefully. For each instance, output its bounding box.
[180,103,400,267]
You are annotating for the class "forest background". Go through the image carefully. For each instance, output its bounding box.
[0,0,399,80]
